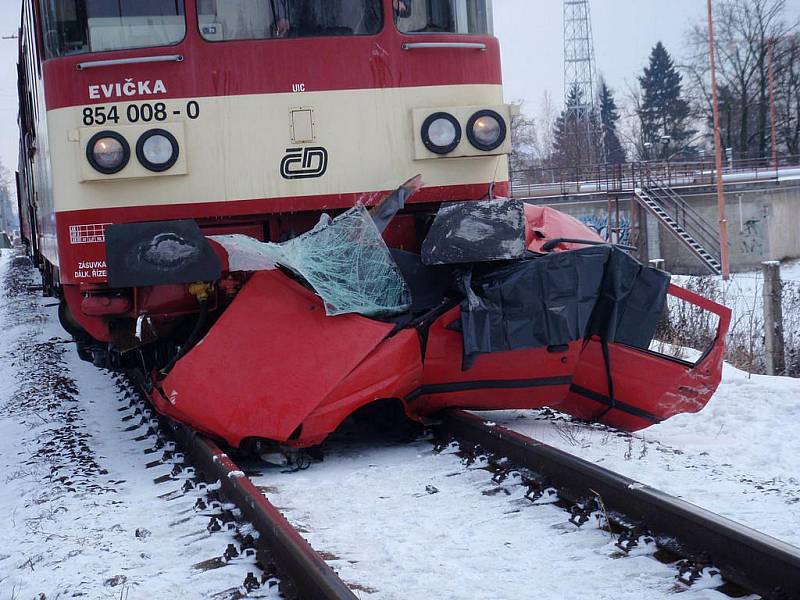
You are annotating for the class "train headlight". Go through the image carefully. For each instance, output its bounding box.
[86,132,130,174]
[421,112,461,155]
[137,129,180,172]
[467,110,507,151]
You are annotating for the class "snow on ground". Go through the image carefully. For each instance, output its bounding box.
[1,245,796,599]
[252,430,747,600]
[248,265,800,599]
[0,251,275,599]
[672,258,800,366]
[251,361,798,599]
[481,362,800,549]
[674,257,800,312]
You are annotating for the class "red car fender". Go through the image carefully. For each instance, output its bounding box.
[152,270,403,447]
[290,328,423,448]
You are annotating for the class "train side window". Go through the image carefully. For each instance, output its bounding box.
[39,0,186,58]
[396,0,492,35]
[197,0,383,41]
[17,63,32,140]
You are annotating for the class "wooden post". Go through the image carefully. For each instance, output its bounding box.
[762,261,785,376]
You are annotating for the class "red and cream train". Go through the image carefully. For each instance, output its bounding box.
[20,0,510,352]
[17,0,731,453]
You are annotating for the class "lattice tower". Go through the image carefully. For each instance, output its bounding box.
[563,0,600,164]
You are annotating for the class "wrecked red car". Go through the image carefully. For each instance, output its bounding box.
[132,187,731,451]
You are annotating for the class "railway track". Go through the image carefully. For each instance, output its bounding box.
[167,422,357,600]
[439,410,800,600]
[8,247,784,597]
[122,370,357,600]
[137,397,800,599]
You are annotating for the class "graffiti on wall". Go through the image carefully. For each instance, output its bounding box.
[579,215,632,245]
[740,218,764,256]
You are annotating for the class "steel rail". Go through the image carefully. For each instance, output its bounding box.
[441,409,800,600]
[167,424,357,600]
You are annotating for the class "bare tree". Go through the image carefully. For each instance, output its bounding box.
[509,101,539,172]
[774,32,800,154]
[621,81,649,161]
[537,90,558,163]
[509,94,566,177]
[683,0,797,160]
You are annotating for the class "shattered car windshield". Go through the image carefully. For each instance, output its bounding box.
[214,203,411,317]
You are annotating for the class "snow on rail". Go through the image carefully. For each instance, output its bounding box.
[486,359,800,550]
[0,250,276,598]
[246,431,730,599]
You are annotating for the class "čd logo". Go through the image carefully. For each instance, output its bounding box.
[280,147,329,180]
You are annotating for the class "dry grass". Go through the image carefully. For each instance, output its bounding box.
[655,275,800,377]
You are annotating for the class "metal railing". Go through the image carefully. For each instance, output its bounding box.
[510,154,800,199]
[646,180,719,248]
[638,179,721,266]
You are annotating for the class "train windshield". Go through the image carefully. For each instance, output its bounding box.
[197,0,383,41]
[395,0,492,34]
[40,0,186,58]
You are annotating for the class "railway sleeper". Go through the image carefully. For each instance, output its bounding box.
[434,421,781,599]
[112,374,278,596]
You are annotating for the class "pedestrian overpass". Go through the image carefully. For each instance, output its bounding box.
[511,158,800,275]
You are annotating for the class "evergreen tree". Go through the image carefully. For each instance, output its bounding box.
[552,84,599,168]
[638,42,694,159]
[598,80,626,163]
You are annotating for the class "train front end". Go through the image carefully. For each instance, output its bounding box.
[26,0,508,356]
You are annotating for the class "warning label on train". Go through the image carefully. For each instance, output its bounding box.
[69,223,110,245]
[74,260,107,280]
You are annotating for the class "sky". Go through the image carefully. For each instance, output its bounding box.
[0,1,20,175]
[0,1,798,177]
[494,0,710,110]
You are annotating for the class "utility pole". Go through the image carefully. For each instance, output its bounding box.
[706,0,731,280]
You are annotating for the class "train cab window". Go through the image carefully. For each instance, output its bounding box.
[197,0,383,41]
[396,0,492,34]
[40,0,186,58]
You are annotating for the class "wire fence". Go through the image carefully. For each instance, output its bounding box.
[664,264,800,378]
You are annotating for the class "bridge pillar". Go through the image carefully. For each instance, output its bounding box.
[645,212,662,263]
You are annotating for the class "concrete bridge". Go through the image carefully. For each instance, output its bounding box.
[512,158,800,275]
